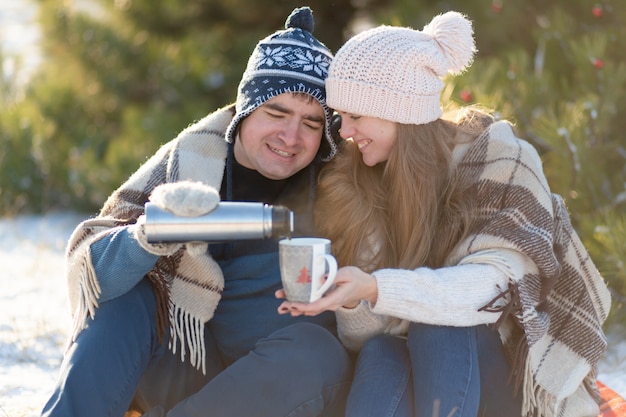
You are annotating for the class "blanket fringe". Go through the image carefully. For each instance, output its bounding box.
[521,356,558,417]
[67,253,101,352]
[169,304,207,375]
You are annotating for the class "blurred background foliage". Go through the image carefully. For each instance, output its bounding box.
[1,0,624,317]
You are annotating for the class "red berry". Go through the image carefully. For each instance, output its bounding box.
[491,2,503,13]
[460,89,473,103]
[592,5,603,17]
[592,58,604,69]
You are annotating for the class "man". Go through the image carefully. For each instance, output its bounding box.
[41,7,351,417]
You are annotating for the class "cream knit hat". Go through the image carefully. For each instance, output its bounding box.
[326,11,476,125]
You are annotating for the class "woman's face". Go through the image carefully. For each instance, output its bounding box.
[337,112,398,166]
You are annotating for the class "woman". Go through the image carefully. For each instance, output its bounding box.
[277,11,611,417]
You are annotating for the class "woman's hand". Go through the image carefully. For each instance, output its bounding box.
[276,266,378,316]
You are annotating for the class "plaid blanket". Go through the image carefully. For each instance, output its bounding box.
[65,105,235,374]
[449,121,612,416]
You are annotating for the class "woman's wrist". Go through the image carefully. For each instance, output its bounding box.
[366,272,378,305]
[342,273,378,308]
[342,301,360,309]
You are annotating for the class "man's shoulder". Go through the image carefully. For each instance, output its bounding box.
[169,104,235,158]
[181,104,236,138]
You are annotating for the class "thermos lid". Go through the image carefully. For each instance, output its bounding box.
[271,205,294,238]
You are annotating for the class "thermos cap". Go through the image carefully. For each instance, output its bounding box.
[271,206,294,238]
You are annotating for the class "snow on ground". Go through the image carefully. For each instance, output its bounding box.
[0,212,625,417]
[0,212,84,417]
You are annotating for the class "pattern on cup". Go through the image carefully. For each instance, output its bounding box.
[280,245,316,303]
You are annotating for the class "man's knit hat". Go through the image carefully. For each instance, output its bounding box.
[326,11,476,125]
[225,7,337,160]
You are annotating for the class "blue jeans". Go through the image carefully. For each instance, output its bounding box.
[41,279,352,417]
[346,323,522,417]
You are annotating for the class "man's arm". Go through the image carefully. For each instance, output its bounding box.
[89,227,160,303]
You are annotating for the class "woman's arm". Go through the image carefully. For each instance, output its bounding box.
[279,248,532,336]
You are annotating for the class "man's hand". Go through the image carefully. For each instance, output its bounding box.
[150,181,220,217]
[133,181,221,256]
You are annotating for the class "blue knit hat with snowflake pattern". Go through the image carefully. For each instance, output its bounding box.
[225,6,337,161]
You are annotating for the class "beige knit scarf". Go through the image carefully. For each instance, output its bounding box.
[65,105,235,374]
[448,121,612,416]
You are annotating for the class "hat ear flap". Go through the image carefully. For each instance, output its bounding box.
[423,11,476,75]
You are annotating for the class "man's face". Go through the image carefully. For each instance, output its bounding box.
[234,94,325,180]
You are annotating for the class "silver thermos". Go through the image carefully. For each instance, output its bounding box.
[144,202,294,243]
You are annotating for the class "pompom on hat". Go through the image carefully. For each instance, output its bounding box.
[225,7,337,160]
[326,11,476,125]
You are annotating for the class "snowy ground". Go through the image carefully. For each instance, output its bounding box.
[0,212,625,417]
[0,212,83,417]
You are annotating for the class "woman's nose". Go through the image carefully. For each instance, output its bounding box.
[339,120,354,140]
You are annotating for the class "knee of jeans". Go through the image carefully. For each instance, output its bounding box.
[99,279,157,317]
[88,278,160,347]
[278,323,345,355]
[406,323,479,366]
[360,334,406,358]
[264,323,352,379]
[126,278,158,310]
[407,322,476,341]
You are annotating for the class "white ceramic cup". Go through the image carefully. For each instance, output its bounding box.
[279,237,338,303]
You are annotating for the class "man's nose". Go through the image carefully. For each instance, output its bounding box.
[279,119,301,145]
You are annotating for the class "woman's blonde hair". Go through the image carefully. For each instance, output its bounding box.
[314,106,494,271]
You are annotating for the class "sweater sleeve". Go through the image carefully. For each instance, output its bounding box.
[336,301,395,351]
[335,249,532,350]
[90,227,159,303]
[370,248,533,327]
